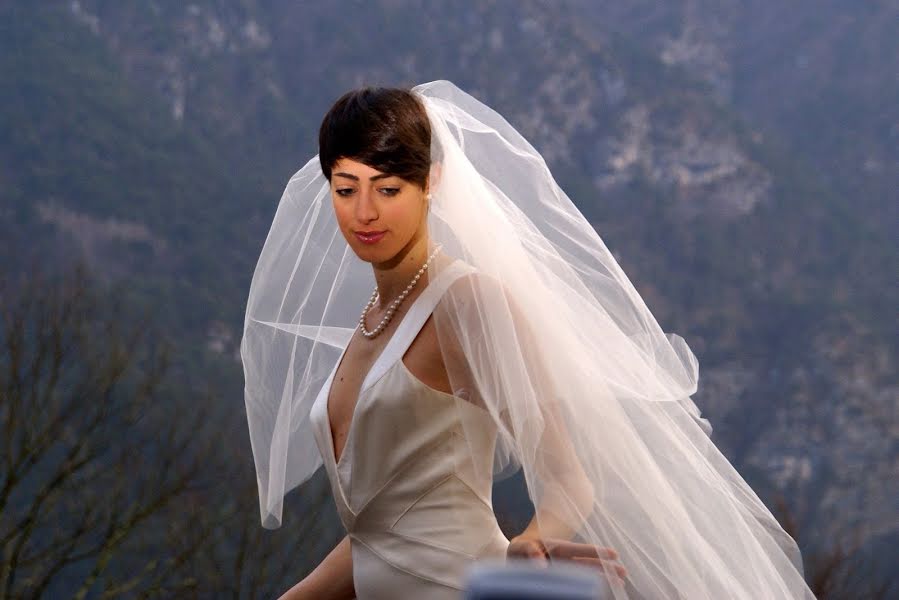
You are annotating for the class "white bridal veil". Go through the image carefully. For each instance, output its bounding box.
[240,80,814,598]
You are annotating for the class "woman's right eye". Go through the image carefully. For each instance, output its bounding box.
[336,189,354,197]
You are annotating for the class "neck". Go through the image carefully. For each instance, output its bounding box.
[371,233,435,306]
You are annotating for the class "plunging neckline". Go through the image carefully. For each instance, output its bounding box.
[324,277,436,468]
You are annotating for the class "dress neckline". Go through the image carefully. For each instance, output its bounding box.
[323,260,464,468]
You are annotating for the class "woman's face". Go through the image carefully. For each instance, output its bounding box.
[329,157,428,264]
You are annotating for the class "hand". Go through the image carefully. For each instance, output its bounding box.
[506,535,628,581]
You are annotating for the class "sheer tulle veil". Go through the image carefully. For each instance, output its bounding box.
[240,79,814,598]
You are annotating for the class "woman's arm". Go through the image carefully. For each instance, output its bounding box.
[277,534,355,600]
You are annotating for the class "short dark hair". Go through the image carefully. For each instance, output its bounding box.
[318,86,434,189]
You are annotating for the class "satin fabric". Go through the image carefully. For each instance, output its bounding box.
[309,260,510,598]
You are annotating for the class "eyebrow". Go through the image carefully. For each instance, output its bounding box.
[333,172,396,182]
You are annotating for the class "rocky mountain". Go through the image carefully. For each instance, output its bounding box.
[577,0,898,232]
[2,0,895,583]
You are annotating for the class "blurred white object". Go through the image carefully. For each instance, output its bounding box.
[465,559,612,599]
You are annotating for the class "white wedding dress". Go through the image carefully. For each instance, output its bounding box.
[309,260,511,599]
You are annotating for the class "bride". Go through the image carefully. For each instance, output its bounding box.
[240,80,814,599]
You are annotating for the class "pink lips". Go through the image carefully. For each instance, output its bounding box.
[354,230,387,244]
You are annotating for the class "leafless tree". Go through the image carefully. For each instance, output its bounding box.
[774,496,895,599]
[0,263,210,598]
[0,262,339,598]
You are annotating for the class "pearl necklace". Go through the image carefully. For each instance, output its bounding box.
[359,245,442,339]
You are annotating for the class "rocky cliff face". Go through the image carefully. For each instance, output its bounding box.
[578,0,898,234]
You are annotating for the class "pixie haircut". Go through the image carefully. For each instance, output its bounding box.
[318,86,437,189]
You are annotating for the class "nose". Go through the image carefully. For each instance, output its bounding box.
[354,188,378,224]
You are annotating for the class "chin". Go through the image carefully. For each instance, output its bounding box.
[350,243,396,265]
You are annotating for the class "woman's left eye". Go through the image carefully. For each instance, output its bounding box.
[379,188,400,196]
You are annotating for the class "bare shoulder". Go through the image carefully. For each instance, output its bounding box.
[442,268,507,308]
[440,267,523,327]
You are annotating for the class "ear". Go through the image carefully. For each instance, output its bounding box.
[427,161,443,195]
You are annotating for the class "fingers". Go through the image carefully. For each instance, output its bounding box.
[508,538,627,580]
[544,540,627,580]
[571,556,629,580]
[545,540,618,561]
